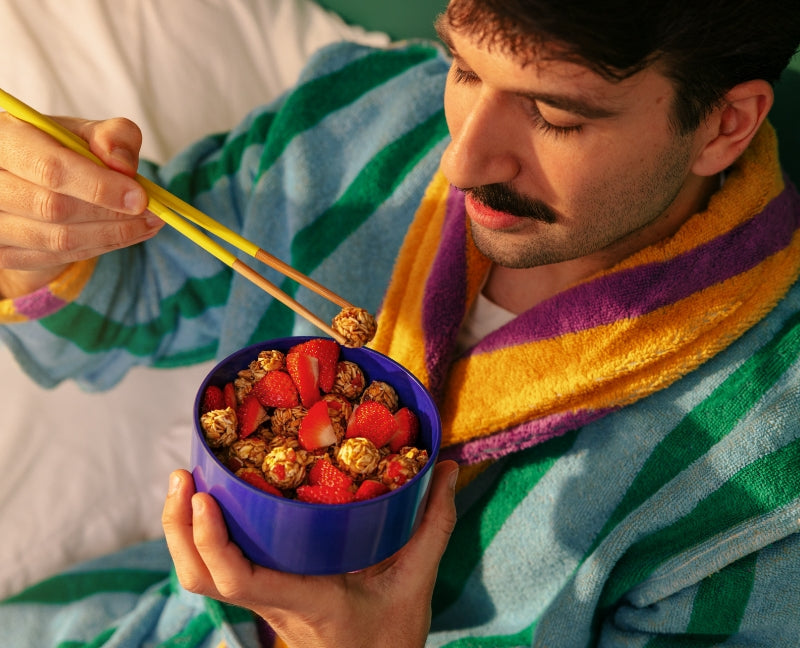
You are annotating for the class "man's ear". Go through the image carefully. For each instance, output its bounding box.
[691,79,774,176]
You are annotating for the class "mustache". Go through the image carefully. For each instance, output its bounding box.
[464,184,558,224]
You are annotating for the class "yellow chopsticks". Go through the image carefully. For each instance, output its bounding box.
[0,87,353,344]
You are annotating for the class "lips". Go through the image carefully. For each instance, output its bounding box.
[464,193,530,230]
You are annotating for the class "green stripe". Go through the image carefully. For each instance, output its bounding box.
[600,436,800,611]
[440,621,537,648]
[432,430,579,617]
[57,627,116,648]
[165,122,271,201]
[256,45,439,177]
[248,109,448,344]
[2,569,169,605]
[643,551,758,647]
[40,268,231,360]
[687,551,757,635]
[591,309,800,556]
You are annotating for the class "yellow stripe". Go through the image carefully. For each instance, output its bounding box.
[373,170,451,383]
[49,258,98,302]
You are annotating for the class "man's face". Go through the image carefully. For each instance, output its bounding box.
[438,21,710,269]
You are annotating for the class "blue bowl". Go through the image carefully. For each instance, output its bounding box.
[191,337,441,575]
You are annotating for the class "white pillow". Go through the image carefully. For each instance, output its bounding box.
[0,0,388,598]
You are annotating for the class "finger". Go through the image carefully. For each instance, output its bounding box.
[0,169,155,226]
[393,460,459,573]
[190,491,268,603]
[0,228,162,271]
[0,210,162,263]
[0,113,147,214]
[162,470,217,594]
[59,116,143,177]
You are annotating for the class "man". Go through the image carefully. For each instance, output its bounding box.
[1,0,799,646]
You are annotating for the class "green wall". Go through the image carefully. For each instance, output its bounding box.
[317,0,446,41]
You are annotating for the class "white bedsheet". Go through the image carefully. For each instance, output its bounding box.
[0,0,387,598]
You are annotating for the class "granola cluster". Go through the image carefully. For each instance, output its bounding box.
[199,339,428,503]
[331,307,378,348]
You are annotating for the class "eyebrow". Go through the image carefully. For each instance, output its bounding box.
[519,91,619,119]
[435,15,619,121]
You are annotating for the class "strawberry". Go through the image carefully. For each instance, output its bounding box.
[308,458,353,490]
[201,384,225,413]
[286,351,321,408]
[223,382,237,410]
[296,483,355,505]
[345,401,398,448]
[289,338,340,392]
[354,480,390,501]
[237,470,283,497]
[388,407,420,453]
[252,370,299,408]
[298,400,338,451]
[237,394,267,438]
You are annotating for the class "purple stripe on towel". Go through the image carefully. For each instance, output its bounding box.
[422,185,471,396]
[441,406,616,464]
[13,289,67,320]
[474,185,799,353]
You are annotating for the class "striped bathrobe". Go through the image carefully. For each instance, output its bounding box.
[1,41,799,647]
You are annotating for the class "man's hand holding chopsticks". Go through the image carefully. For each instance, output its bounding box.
[0,113,161,298]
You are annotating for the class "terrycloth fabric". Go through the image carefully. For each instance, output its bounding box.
[1,40,800,648]
[373,124,800,464]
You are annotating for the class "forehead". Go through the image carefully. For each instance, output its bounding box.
[437,14,675,112]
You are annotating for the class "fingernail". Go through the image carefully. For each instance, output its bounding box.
[192,495,205,515]
[124,188,145,212]
[111,146,135,169]
[168,472,181,495]
[145,211,162,228]
[448,465,459,491]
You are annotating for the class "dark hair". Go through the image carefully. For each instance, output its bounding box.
[443,0,800,133]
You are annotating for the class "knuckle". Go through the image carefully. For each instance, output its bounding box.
[48,223,74,254]
[33,153,67,190]
[35,189,68,224]
[175,571,206,595]
[213,577,247,601]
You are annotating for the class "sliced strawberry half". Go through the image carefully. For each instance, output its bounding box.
[289,338,340,392]
[354,480,390,501]
[388,407,420,453]
[201,384,225,413]
[345,401,398,448]
[308,458,353,490]
[286,351,321,408]
[237,394,267,438]
[296,483,355,504]
[252,370,299,408]
[223,382,237,410]
[237,470,283,497]
[298,400,338,451]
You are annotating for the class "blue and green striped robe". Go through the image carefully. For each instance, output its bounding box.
[1,41,798,647]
